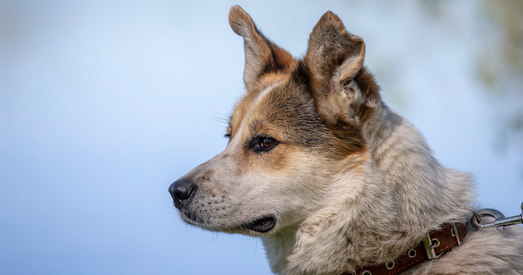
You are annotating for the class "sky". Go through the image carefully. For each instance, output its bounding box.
[1,1,522,274]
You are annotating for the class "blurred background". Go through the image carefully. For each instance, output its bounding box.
[1,0,522,274]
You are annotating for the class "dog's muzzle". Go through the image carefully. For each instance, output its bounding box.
[169,178,196,209]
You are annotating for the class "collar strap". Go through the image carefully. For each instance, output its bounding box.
[353,222,468,275]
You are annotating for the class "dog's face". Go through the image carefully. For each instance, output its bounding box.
[169,6,380,236]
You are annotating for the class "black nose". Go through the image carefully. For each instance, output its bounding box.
[169,178,196,209]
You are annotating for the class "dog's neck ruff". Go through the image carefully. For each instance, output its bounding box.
[350,222,468,275]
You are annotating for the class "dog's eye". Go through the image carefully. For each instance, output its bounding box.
[260,137,277,149]
[224,126,232,139]
[250,136,279,152]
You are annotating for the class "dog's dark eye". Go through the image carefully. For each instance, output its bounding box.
[250,136,279,152]
[260,137,277,149]
[224,126,232,139]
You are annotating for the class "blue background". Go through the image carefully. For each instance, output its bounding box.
[1,1,522,274]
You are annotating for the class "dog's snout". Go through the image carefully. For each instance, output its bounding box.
[169,178,196,209]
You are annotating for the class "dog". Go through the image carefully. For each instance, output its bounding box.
[169,5,523,274]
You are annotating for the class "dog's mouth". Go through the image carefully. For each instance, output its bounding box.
[243,216,277,233]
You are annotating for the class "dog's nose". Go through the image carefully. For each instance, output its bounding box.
[169,178,196,209]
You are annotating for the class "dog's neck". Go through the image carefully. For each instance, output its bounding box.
[364,104,474,230]
[262,104,474,275]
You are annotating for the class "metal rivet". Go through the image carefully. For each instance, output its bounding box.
[432,238,440,248]
[362,270,372,275]
[408,249,417,258]
[386,261,395,270]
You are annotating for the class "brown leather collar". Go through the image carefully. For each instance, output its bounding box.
[352,222,468,275]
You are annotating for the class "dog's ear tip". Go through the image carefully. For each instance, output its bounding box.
[317,11,343,28]
[230,4,242,11]
[320,11,338,20]
[228,5,252,36]
[316,11,363,41]
[229,5,245,20]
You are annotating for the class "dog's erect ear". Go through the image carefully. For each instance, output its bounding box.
[229,5,295,90]
[304,11,379,126]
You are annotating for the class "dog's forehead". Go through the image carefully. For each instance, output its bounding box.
[229,73,318,136]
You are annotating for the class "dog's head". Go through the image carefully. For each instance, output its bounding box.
[169,6,380,236]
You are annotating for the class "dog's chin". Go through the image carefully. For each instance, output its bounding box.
[181,212,277,235]
[242,215,277,233]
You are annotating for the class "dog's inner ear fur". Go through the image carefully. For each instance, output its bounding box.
[229,5,296,90]
[304,11,379,128]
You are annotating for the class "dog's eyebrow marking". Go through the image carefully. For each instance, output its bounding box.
[249,79,284,117]
[228,79,283,149]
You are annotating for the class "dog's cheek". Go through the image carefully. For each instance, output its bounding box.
[260,150,333,218]
[255,146,291,172]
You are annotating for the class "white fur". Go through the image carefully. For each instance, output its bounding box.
[262,103,523,274]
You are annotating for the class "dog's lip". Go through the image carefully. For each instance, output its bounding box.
[243,215,277,233]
